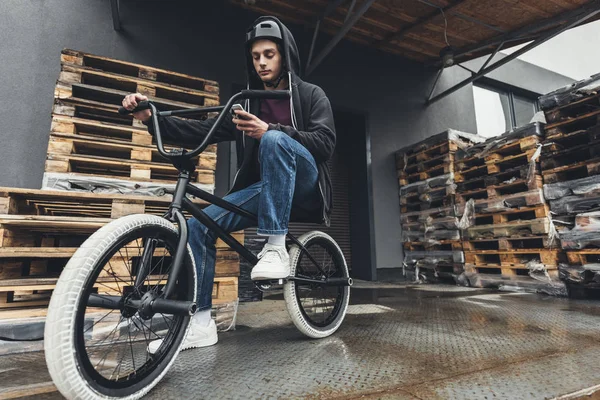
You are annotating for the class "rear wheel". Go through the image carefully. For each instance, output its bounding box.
[44,214,196,399]
[283,231,350,338]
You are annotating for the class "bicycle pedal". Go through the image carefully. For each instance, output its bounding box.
[253,278,286,292]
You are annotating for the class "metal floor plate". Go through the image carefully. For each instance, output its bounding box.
[3,285,600,399]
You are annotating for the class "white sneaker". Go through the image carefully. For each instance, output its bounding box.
[147,318,218,355]
[251,243,290,280]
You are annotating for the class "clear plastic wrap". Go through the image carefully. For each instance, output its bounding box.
[213,299,239,332]
[539,73,600,110]
[402,230,461,242]
[558,211,600,249]
[527,144,543,189]
[458,198,475,229]
[558,263,600,285]
[399,206,456,224]
[404,250,465,264]
[455,122,544,161]
[42,172,215,195]
[548,194,600,215]
[456,189,545,215]
[399,173,454,196]
[543,174,600,200]
[525,259,552,282]
[465,218,550,239]
[395,129,485,159]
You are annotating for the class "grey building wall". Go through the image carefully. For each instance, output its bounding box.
[0,0,479,276]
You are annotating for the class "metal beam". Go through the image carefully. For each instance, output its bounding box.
[426,2,600,105]
[307,0,349,75]
[111,0,121,31]
[306,0,376,76]
[438,0,600,67]
[375,0,469,48]
[416,0,505,33]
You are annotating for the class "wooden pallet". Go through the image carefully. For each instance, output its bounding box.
[544,92,600,124]
[400,196,455,213]
[400,184,455,205]
[48,134,216,170]
[0,186,208,218]
[542,158,600,184]
[455,150,538,183]
[465,264,559,279]
[456,189,546,216]
[0,276,238,309]
[544,107,600,138]
[45,153,214,185]
[469,204,549,226]
[398,163,455,186]
[463,236,556,251]
[541,142,600,171]
[544,124,600,149]
[402,216,460,232]
[456,135,541,171]
[456,164,532,192]
[397,153,455,178]
[62,49,219,95]
[456,176,542,204]
[465,218,550,239]
[402,229,461,242]
[464,249,563,267]
[566,250,600,265]
[50,114,218,152]
[59,57,219,107]
[399,206,456,224]
[395,140,458,169]
[403,240,462,252]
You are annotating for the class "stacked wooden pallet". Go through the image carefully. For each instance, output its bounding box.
[395,129,484,283]
[540,76,600,295]
[455,123,566,293]
[0,50,239,330]
[47,49,219,193]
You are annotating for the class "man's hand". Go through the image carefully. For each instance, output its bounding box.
[232,110,269,140]
[122,93,151,122]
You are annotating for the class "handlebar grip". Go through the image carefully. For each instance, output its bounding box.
[240,90,290,100]
[118,100,150,115]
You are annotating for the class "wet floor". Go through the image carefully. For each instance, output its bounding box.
[3,283,600,399]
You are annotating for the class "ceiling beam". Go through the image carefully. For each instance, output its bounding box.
[306,0,377,76]
[374,0,469,48]
[416,0,506,33]
[426,0,600,105]
[436,0,600,67]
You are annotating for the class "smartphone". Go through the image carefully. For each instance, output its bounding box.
[231,104,246,119]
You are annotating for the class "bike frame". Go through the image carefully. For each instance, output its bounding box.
[88,90,351,317]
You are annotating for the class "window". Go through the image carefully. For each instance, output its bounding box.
[473,84,539,138]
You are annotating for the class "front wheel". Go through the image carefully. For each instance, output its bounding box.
[44,214,197,400]
[283,231,350,338]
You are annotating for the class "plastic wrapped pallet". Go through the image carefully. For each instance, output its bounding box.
[539,73,600,110]
[559,211,600,249]
[395,129,485,159]
[455,122,544,161]
[543,175,600,200]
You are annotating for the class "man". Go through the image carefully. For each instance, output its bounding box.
[122,16,335,351]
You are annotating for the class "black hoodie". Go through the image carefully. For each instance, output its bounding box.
[145,16,335,226]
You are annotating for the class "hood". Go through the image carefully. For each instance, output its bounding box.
[245,16,301,90]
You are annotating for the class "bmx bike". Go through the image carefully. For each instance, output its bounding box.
[43,89,352,399]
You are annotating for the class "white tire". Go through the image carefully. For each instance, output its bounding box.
[44,214,197,400]
[283,231,350,339]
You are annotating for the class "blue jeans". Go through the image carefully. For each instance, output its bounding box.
[187,130,321,310]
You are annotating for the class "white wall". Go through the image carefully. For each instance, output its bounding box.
[502,20,600,81]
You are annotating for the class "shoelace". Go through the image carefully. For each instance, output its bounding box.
[258,245,287,261]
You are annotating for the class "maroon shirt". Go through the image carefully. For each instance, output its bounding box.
[248,98,292,182]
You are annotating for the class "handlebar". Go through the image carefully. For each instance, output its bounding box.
[117,90,290,160]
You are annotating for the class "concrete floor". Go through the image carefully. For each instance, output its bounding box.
[3,283,600,399]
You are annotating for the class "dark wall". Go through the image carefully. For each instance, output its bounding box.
[1,0,478,275]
